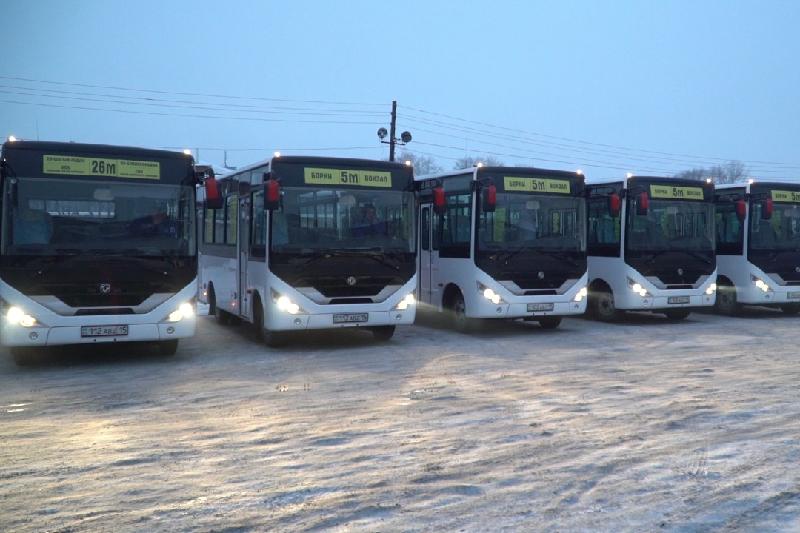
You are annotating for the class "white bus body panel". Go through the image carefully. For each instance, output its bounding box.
[423,256,587,318]
[589,256,716,310]
[0,279,197,347]
[717,254,800,306]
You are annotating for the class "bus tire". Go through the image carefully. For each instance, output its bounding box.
[158,339,179,356]
[448,290,471,333]
[780,304,800,315]
[537,316,562,329]
[11,347,42,366]
[664,309,691,321]
[715,282,740,316]
[207,285,217,316]
[252,295,265,342]
[263,329,289,348]
[370,325,396,341]
[593,289,622,322]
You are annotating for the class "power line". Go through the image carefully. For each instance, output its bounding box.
[401,113,799,174]
[0,98,382,126]
[0,75,387,107]
[401,104,800,169]
[0,87,387,118]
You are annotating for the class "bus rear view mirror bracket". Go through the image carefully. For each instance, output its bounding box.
[481,183,497,213]
[761,198,773,220]
[432,185,446,215]
[264,172,281,210]
[636,191,649,216]
[735,199,747,221]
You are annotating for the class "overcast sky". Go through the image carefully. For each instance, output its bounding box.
[2,0,799,180]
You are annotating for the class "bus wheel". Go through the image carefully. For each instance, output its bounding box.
[715,283,740,315]
[449,291,471,333]
[263,329,289,348]
[537,316,562,329]
[370,325,396,341]
[664,309,691,321]
[11,347,43,366]
[207,285,217,315]
[252,297,265,342]
[593,290,622,322]
[780,304,800,315]
[158,339,179,356]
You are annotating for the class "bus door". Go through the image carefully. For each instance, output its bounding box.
[238,193,251,320]
[419,205,433,304]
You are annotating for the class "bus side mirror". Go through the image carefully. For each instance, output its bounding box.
[204,176,223,209]
[761,198,773,220]
[482,184,497,213]
[8,178,18,208]
[265,176,281,210]
[735,199,747,221]
[432,186,446,215]
[636,192,649,216]
[609,193,621,217]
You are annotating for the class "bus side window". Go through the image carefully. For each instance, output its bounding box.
[420,207,430,251]
[587,196,620,257]
[226,194,238,245]
[439,193,471,258]
[715,201,743,255]
[251,191,266,258]
[204,207,215,243]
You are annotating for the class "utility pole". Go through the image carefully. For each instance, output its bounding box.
[377,100,412,162]
[389,100,397,162]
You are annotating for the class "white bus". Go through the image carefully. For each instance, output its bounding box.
[0,140,202,363]
[198,156,417,345]
[714,181,800,315]
[415,166,588,330]
[586,176,717,321]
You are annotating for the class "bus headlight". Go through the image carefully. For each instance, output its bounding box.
[752,276,771,293]
[478,283,503,305]
[573,287,588,302]
[396,293,415,310]
[627,278,649,297]
[6,306,37,327]
[271,291,303,315]
[167,302,195,322]
[705,283,717,295]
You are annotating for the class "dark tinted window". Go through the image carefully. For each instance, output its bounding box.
[587,196,620,257]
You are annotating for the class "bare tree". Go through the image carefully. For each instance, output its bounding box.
[453,155,504,170]
[395,150,442,176]
[673,160,747,184]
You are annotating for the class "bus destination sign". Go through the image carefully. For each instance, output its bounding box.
[43,155,161,180]
[503,177,571,194]
[771,190,800,203]
[303,167,392,188]
[649,184,704,200]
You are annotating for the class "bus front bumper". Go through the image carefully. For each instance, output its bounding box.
[265,308,415,331]
[737,284,800,306]
[1,319,196,347]
[470,298,587,319]
[616,291,715,310]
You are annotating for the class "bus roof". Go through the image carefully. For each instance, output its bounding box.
[225,155,412,178]
[415,165,582,183]
[1,140,191,161]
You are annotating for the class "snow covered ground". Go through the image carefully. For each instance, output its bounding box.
[2,309,800,532]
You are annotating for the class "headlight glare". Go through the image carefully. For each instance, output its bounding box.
[706,283,717,295]
[573,286,588,302]
[396,293,415,310]
[6,306,37,327]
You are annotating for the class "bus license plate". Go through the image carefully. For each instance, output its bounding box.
[81,325,129,337]
[667,296,690,305]
[789,292,800,300]
[528,303,554,312]
[333,313,368,324]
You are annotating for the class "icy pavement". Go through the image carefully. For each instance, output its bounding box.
[2,309,800,531]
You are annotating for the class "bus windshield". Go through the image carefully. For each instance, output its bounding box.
[3,177,196,256]
[750,201,800,251]
[271,187,415,253]
[477,193,586,252]
[627,198,714,252]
